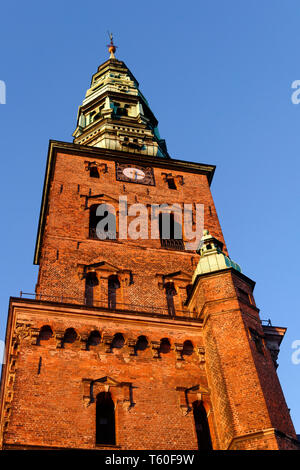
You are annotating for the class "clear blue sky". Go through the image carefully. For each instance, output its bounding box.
[1,0,300,432]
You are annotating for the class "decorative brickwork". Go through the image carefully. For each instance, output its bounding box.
[0,53,298,451]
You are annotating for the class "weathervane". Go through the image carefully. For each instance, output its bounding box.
[107,32,117,59]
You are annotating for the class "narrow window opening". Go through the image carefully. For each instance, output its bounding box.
[85,272,99,306]
[96,392,115,445]
[37,357,42,375]
[159,213,184,250]
[193,401,212,450]
[186,284,193,298]
[89,111,96,123]
[89,204,116,240]
[165,282,176,317]
[108,275,120,309]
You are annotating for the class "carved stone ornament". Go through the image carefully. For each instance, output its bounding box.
[84,161,108,174]
[176,384,210,416]
[14,322,32,341]
[174,343,184,361]
[197,346,206,363]
[81,376,135,410]
[55,331,65,349]
[102,334,114,353]
[151,341,161,359]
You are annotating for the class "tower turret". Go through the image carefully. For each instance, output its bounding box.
[192,229,241,282]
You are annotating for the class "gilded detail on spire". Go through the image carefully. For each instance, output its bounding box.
[107,32,117,59]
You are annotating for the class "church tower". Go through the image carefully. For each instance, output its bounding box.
[0,40,298,450]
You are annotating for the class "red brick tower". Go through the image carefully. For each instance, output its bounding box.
[0,44,298,450]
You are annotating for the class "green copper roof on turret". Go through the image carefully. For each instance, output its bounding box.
[192,230,241,283]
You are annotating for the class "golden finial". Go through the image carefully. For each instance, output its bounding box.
[107,32,117,59]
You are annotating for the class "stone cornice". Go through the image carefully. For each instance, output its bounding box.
[8,297,203,329]
[227,427,300,450]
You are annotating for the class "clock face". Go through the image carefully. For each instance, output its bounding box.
[123,167,145,181]
[116,162,155,185]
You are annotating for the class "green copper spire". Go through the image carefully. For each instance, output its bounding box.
[192,230,241,283]
[72,44,169,158]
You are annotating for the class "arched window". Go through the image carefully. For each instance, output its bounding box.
[159,338,171,355]
[87,330,101,349]
[96,392,115,445]
[159,213,184,250]
[192,401,212,450]
[165,282,176,317]
[182,340,194,356]
[111,333,125,350]
[135,335,148,354]
[38,325,53,345]
[85,272,99,306]
[89,204,116,240]
[108,275,120,309]
[62,328,77,347]
[89,205,99,239]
